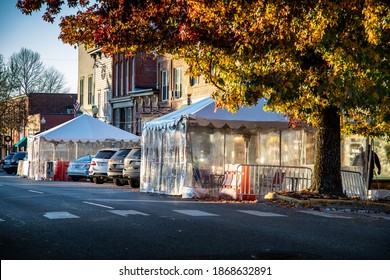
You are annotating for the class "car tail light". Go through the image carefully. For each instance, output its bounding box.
[90,160,96,166]
[109,159,114,163]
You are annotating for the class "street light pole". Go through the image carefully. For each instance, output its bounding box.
[92,106,98,118]
[40,117,46,132]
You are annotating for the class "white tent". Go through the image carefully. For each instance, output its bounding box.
[146,97,290,130]
[27,114,140,179]
[36,114,140,142]
[141,97,314,196]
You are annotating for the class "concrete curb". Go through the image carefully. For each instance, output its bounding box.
[274,194,390,214]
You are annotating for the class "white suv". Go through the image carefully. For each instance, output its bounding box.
[89,148,119,184]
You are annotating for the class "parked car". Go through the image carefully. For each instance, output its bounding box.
[67,155,95,181]
[122,147,142,188]
[2,151,27,175]
[107,148,133,186]
[89,148,119,184]
[1,153,15,172]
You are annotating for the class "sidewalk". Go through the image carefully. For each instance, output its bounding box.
[269,193,390,214]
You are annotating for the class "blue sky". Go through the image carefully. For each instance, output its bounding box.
[0,0,78,93]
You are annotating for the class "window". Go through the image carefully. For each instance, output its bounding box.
[87,76,93,104]
[190,76,200,86]
[115,62,119,97]
[125,59,129,94]
[161,70,169,101]
[119,61,123,96]
[173,68,182,98]
[114,108,120,128]
[120,108,126,130]
[79,78,84,105]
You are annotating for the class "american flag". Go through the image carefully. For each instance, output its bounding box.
[73,100,81,117]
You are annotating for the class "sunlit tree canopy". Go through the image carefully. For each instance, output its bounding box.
[17,0,390,138]
[17,0,390,195]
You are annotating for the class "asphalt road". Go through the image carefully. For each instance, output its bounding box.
[0,170,389,260]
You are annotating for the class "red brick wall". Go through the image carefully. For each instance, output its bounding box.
[28,93,77,114]
[112,53,157,98]
[134,54,157,89]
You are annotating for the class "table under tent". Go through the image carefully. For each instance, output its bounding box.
[141,97,315,200]
[25,114,140,180]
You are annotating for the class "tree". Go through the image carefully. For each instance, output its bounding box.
[0,54,29,141]
[1,48,68,145]
[40,66,69,93]
[0,54,13,137]
[9,47,45,94]
[17,0,390,195]
[9,48,69,94]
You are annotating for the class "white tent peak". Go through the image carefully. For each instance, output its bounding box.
[34,114,140,143]
[144,97,290,130]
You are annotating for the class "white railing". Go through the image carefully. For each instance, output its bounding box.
[219,164,365,201]
[220,164,313,200]
[340,170,366,199]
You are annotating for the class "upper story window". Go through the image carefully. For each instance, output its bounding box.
[161,70,169,101]
[115,62,119,97]
[119,60,123,96]
[125,58,129,95]
[190,76,200,86]
[173,67,182,98]
[79,78,84,105]
[87,76,93,104]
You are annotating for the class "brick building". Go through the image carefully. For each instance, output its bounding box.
[111,52,158,135]
[77,49,216,136]
[1,93,77,157]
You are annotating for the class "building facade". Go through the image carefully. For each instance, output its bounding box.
[77,49,216,135]
[111,52,158,135]
[1,93,76,158]
[78,46,113,123]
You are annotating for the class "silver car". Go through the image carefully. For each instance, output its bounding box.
[122,148,142,188]
[89,148,119,184]
[107,148,133,186]
[67,155,95,181]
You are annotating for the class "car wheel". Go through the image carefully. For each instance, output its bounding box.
[70,177,80,181]
[93,177,104,184]
[113,179,124,186]
[128,178,140,188]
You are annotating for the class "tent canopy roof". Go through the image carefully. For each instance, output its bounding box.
[144,97,290,130]
[33,114,140,143]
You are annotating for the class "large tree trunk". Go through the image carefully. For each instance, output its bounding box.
[310,106,344,196]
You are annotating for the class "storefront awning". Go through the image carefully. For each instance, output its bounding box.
[14,136,27,148]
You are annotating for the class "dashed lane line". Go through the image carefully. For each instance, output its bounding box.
[28,190,44,194]
[173,210,219,217]
[238,210,288,217]
[108,210,150,217]
[83,201,114,209]
[43,212,80,220]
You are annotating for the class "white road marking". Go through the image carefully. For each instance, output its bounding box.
[44,212,80,219]
[29,190,44,194]
[299,210,352,219]
[83,201,114,209]
[0,219,4,222]
[109,210,150,217]
[173,210,219,217]
[238,210,288,217]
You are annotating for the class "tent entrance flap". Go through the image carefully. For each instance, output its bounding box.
[14,136,27,148]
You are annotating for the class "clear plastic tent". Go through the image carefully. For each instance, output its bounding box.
[141,97,315,197]
[27,114,140,179]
